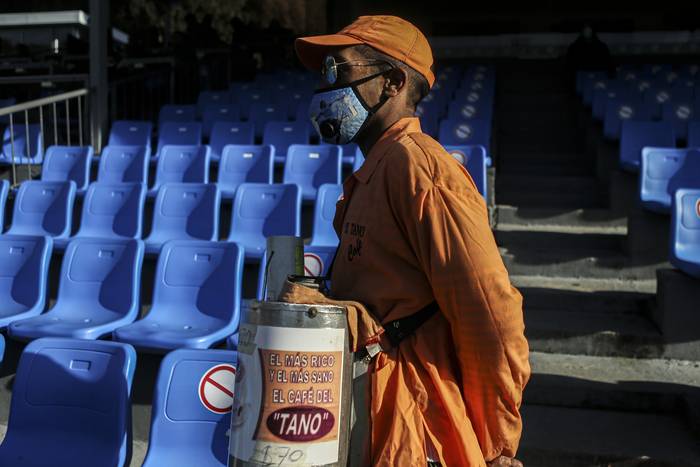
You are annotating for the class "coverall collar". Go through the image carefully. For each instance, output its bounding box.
[354,117,423,184]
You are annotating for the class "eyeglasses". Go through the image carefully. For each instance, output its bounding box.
[321,54,394,85]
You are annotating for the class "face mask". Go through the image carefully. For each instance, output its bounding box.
[308,72,389,145]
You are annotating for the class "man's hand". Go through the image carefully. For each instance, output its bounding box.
[486,456,523,467]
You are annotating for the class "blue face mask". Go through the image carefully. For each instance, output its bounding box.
[308,72,389,145]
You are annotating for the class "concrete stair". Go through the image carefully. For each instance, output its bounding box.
[496,61,700,465]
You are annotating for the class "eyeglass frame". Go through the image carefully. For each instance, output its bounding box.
[321,54,395,85]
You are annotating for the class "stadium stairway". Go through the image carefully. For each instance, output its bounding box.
[495,61,700,465]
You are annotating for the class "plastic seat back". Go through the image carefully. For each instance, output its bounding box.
[202,104,240,139]
[0,338,136,467]
[0,235,52,324]
[158,104,197,125]
[218,145,274,199]
[0,179,8,229]
[108,121,152,150]
[310,184,342,247]
[443,145,489,198]
[41,145,93,191]
[142,348,237,467]
[661,101,695,142]
[228,183,301,258]
[209,122,255,162]
[447,101,493,122]
[8,181,76,238]
[54,238,143,317]
[156,122,202,157]
[619,120,675,172]
[283,144,341,200]
[640,149,700,213]
[238,91,272,120]
[438,119,492,154]
[97,145,149,184]
[671,189,700,277]
[689,121,700,148]
[148,183,220,245]
[197,91,231,116]
[77,182,146,239]
[152,145,210,192]
[644,86,693,119]
[249,103,285,139]
[263,121,310,162]
[1,123,43,164]
[603,97,652,141]
[152,241,243,324]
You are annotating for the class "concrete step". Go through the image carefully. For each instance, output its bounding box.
[495,227,625,251]
[496,191,605,208]
[528,351,700,414]
[525,308,664,358]
[511,275,655,314]
[519,405,700,466]
[495,206,627,233]
[500,246,669,280]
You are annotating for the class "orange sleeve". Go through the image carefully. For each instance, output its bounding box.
[387,147,531,460]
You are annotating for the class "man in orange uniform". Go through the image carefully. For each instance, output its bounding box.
[296,15,530,467]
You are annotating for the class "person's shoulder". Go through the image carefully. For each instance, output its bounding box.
[382,130,474,193]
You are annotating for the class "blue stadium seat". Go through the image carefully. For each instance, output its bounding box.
[644,86,693,120]
[229,82,260,107]
[447,101,493,122]
[256,245,337,300]
[0,123,43,165]
[9,239,143,341]
[419,90,448,118]
[228,183,301,260]
[0,98,16,124]
[114,240,243,350]
[196,91,231,117]
[640,148,700,213]
[592,83,634,121]
[661,101,695,142]
[353,152,365,172]
[159,104,197,125]
[689,121,700,148]
[145,183,220,254]
[583,77,610,107]
[237,91,271,120]
[671,189,700,278]
[0,178,8,229]
[202,104,240,139]
[0,334,4,363]
[279,89,312,120]
[156,122,202,158]
[0,235,52,328]
[209,121,255,162]
[619,121,675,172]
[416,99,443,122]
[142,348,237,467]
[7,180,76,239]
[249,102,286,139]
[310,183,342,247]
[75,182,146,240]
[418,113,439,139]
[322,142,361,166]
[283,144,342,201]
[603,98,653,141]
[0,338,136,467]
[576,71,606,95]
[41,145,93,193]
[150,145,210,196]
[443,145,489,198]
[263,121,311,163]
[97,145,150,184]
[108,120,152,151]
[218,144,274,199]
[438,119,492,155]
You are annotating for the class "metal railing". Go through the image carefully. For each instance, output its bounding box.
[0,88,89,187]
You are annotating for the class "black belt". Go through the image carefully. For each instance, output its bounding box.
[356,301,439,362]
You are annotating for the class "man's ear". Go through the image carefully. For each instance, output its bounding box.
[383,67,407,97]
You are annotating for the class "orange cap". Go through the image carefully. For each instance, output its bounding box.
[295,15,435,88]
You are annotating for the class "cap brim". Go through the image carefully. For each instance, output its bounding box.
[295,34,364,71]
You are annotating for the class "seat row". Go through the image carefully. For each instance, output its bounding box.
[0,337,235,467]
[0,180,341,255]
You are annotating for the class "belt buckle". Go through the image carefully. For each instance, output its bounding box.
[361,342,383,364]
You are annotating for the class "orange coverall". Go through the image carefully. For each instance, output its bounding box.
[330,117,530,466]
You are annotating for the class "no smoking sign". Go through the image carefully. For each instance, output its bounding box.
[199,364,236,414]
